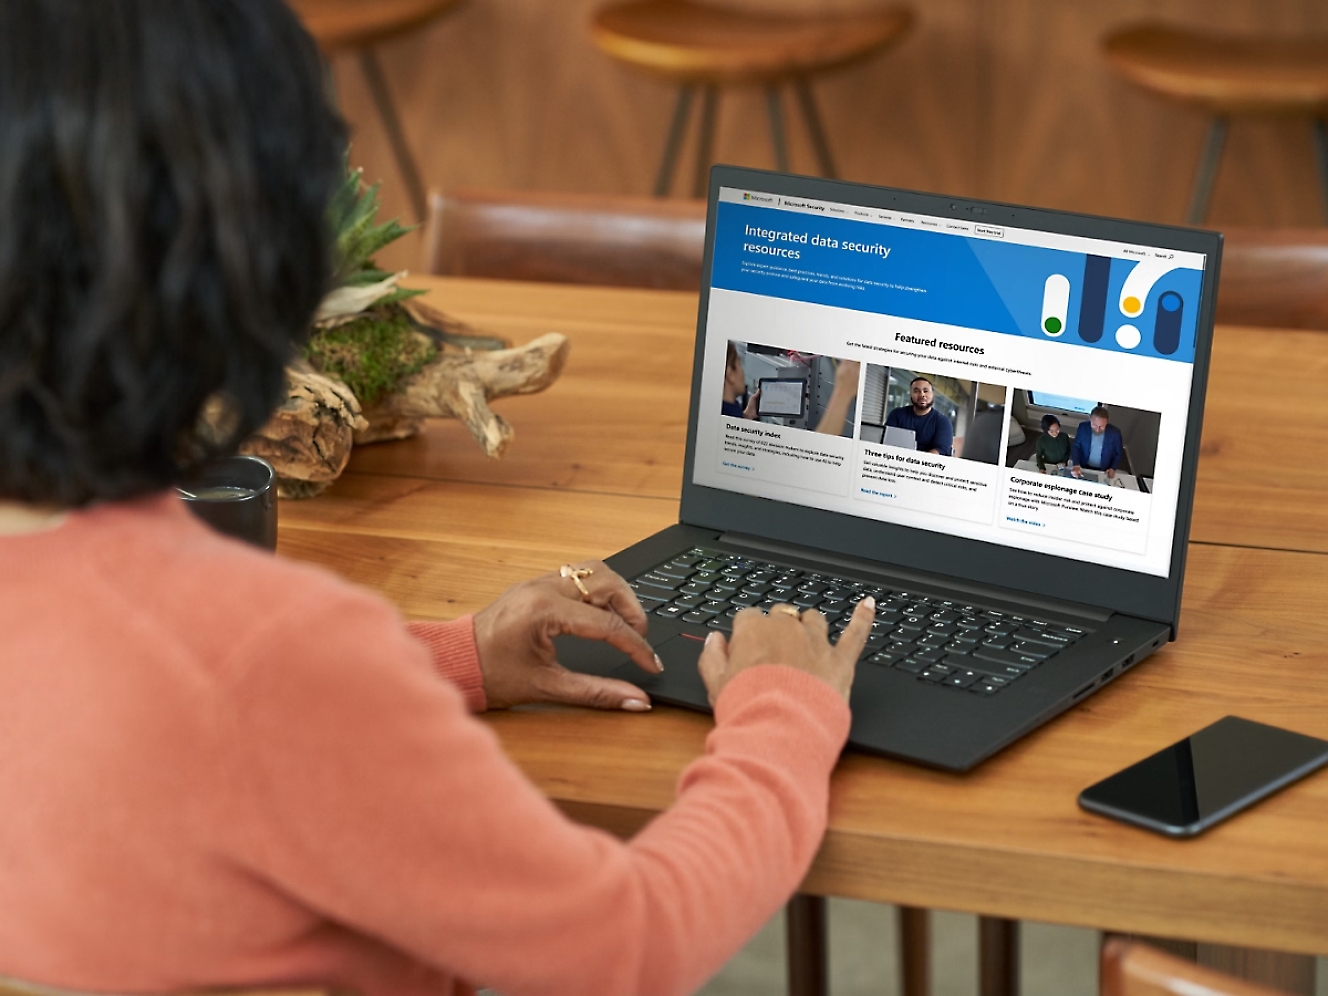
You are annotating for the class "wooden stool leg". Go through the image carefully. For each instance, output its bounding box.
[1186,115,1228,225]
[899,906,930,996]
[358,48,428,224]
[691,85,719,198]
[654,85,694,197]
[786,893,828,996]
[766,86,790,172]
[978,916,1018,996]
[793,79,837,179]
[1103,934,1316,995]
[1312,118,1328,223]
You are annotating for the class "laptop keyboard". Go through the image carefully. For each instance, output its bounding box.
[628,548,1087,697]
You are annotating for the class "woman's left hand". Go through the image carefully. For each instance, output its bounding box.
[472,561,663,711]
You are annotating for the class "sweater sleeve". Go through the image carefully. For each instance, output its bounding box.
[407,616,486,712]
[219,590,849,996]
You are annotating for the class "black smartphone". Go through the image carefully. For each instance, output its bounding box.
[1078,716,1328,838]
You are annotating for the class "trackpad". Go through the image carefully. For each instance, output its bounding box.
[610,633,711,712]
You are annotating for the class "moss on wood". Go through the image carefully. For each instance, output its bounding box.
[303,303,437,405]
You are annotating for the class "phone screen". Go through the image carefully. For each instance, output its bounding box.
[1078,716,1328,837]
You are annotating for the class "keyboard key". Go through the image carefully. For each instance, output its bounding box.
[730,591,763,607]
[1010,642,1053,660]
[682,607,721,623]
[671,594,705,609]
[868,648,909,665]
[1013,628,1070,647]
[706,617,733,632]
[655,604,687,619]
[653,564,695,580]
[944,670,982,689]
[671,554,703,567]
[637,596,669,613]
[679,582,712,597]
[912,648,945,664]
[742,582,775,597]
[894,657,930,674]
[637,573,683,591]
[973,646,1043,669]
[970,678,1006,696]
[793,593,825,609]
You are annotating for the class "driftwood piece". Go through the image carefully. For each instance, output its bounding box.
[238,334,569,497]
[239,360,367,497]
[357,333,570,456]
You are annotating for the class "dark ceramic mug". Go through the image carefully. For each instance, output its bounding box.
[176,455,278,551]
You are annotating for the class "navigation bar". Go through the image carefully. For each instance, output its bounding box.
[719,188,1207,270]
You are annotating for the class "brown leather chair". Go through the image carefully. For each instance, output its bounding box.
[1218,228,1328,330]
[591,0,913,196]
[422,188,707,289]
[1101,938,1293,996]
[1102,24,1328,224]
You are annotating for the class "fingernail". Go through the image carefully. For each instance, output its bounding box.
[863,596,876,611]
[622,699,652,712]
[705,631,718,646]
[654,653,665,673]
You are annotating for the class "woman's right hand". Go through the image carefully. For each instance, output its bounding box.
[698,597,875,705]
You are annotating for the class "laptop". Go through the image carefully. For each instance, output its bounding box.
[558,165,1221,772]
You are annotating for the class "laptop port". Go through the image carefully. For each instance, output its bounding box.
[1072,682,1095,701]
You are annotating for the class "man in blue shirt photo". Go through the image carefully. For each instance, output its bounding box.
[885,376,954,456]
[1070,405,1124,480]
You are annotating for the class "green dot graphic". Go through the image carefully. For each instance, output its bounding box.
[1044,316,1063,334]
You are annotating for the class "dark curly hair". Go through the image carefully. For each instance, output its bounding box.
[0,0,346,506]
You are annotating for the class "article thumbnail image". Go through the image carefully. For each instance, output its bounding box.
[1006,391,1161,492]
[858,364,1007,464]
[722,341,859,438]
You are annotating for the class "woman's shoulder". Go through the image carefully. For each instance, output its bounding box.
[69,492,406,671]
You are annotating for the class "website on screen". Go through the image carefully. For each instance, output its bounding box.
[693,187,1206,578]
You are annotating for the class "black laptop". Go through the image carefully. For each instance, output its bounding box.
[559,165,1221,772]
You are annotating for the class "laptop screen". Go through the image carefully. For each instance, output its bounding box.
[693,185,1208,579]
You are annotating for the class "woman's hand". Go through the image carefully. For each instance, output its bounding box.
[473,561,662,711]
[697,598,875,705]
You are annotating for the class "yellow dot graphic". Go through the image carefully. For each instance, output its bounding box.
[1123,296,1141,314]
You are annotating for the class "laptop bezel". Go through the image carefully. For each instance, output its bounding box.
[679,165,1221,633]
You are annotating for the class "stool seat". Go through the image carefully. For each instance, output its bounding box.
[290,0,461,53]
[592,0,913,85]
[1104,24,1328,115]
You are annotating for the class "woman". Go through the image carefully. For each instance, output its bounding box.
[0,3,873,996]
[1035,413,1072,472]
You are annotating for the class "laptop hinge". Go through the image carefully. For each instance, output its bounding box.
[718,531,1113,624]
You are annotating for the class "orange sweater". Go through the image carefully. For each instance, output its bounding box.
[0,494,850,996]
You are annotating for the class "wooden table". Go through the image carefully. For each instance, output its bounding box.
[280,277,1328,988]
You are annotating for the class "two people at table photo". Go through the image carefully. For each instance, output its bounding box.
[0,2,874,995]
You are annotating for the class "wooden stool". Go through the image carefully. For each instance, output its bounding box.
[591,0,913,196]
[291,0,464,222]
[1103,23,1328,224]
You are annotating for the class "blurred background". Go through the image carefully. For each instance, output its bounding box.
[314,0,1328,275]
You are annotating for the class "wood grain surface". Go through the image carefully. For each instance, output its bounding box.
[278,277,1328,957]
[317,0,1328,279]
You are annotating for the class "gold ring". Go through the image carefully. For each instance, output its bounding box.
[560,564,594,600]
[769,604,801,618]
